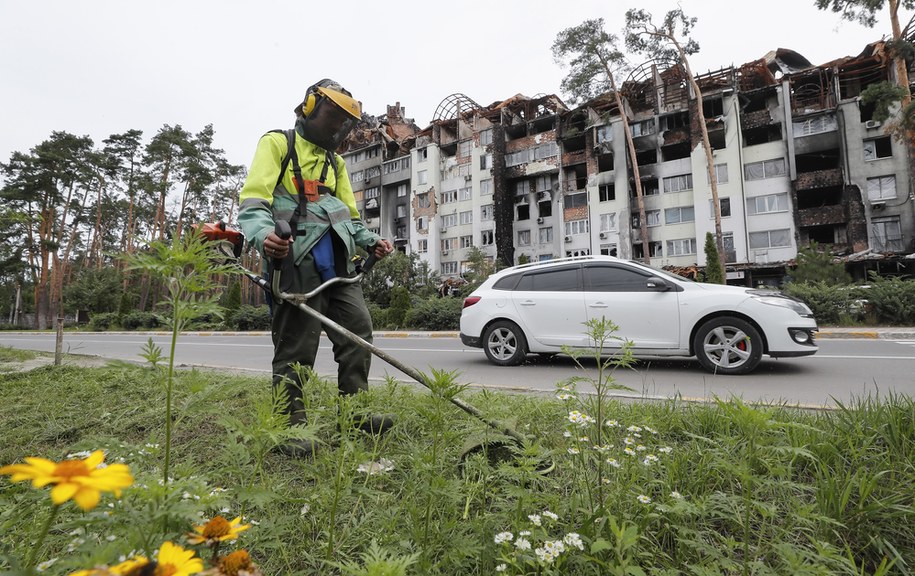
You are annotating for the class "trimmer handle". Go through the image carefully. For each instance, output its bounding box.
[362,251,378,274]
[273,220,292,271]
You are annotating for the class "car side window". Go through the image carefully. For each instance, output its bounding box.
[515,267,581,292]
[584,265,653,292]
[493,274,521,291]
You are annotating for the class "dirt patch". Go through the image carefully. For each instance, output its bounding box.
[0,353,113,373]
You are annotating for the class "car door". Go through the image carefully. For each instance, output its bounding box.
[582,263,680,348]
[509,265,589,347]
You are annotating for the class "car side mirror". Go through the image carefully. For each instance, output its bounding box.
[646,276,671,291]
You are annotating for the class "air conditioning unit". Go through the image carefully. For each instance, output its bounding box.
[442,250,449,255]
[536,217,544,224]
[564,235,573,242]
[464,174,472,181]
[865,120,882,129]
[872,201,886,209]
[440,227,447,233]
[599,232,608,239]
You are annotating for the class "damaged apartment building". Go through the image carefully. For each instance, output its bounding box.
[341,35,915,285]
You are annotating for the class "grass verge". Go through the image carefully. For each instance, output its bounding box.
[0,363,912,575]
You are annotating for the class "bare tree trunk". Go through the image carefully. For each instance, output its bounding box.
[672,40,726,280]
[91,175,105,269]
[595,52,651,264]
[610,75,651,264]
[154,157,172,242]
[174,180,191,242]
[35,206,54,329]
[888,0,915,204]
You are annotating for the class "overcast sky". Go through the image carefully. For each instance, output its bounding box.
[0,0,905,171]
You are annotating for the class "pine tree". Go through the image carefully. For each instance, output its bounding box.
[703,232,724,284]
[790,242,852,285]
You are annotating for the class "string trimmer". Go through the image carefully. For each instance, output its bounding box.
[197,220,553,471]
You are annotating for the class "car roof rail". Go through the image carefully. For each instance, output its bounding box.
[511,254,597,271]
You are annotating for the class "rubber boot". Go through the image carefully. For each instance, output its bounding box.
[339,391,395,435]
[275,381,318,459]
[352,412,396,435]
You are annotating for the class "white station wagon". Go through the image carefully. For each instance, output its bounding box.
[459,256,818,375]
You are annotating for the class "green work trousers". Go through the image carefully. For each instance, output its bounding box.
[271,250,374,416]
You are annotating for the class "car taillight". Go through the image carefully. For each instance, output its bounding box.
[462,296,481,309]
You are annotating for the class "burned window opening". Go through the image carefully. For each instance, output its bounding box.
[796,186,843,209]
[743,124,783,146]
[538,200,552,218]
[864,136,892,160]
[795,150,841,173]
[630,177,659,197]
[661,142,691,161]
[708,130,727,150]
[517,203,530,220]
[597,152,614,173]
[563,136,585,153]
[504,123,528,140]
[636,149,657,166]
[858,100,877,122]
[739,89,771,113]
[565,165,588,192]
[802,224,847,246]
[702,97,724,118]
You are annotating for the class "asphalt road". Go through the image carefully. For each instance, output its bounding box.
[3,332,914,408]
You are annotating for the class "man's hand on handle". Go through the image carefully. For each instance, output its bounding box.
[264,231,291,259]
[372,239,393,260]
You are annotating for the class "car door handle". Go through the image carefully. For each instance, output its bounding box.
[589,302,608,308]
[519,300,536,306]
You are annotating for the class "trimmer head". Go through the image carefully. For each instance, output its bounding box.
[458,437,555,475]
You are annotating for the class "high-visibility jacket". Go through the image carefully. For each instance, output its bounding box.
[238,130,379,275]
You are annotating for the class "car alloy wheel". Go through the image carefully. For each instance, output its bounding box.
[693,317,763,375]
[483,320,528,366]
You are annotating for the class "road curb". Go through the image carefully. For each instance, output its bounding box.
[816,330,879,339]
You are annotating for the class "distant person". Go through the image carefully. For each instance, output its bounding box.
[238,79,394,458]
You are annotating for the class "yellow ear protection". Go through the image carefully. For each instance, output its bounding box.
[302,92,318,116]
[299,80,362,119]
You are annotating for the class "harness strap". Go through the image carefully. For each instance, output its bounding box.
[280,130,336,238]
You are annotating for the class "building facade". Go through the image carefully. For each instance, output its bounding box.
[341,38,915,286]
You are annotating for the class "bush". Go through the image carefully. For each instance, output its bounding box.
[88,312,119,332]
[386,287,412,329]
[782,281,853,325]
[404,296,463,331]
[121,311,164,331]
[364,302,387,330]
[227,305,271,331]
[865,275,915,324]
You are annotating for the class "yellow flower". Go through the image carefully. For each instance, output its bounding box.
[155,541,203,576]
[69,556,149,576]
[187,516,250,546]
[0,450,133,511]
[202,550,263,576]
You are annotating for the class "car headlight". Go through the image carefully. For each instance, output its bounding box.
[748,292,813,316]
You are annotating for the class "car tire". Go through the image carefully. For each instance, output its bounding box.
[483,320,528,366]
[693,317,763,375]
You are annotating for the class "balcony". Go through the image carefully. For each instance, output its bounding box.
[795,168,842,191]
[798,204,845,227]
[740,109,773,129]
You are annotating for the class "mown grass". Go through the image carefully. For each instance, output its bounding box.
[0,362,913,575]
[0,345,37,365]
